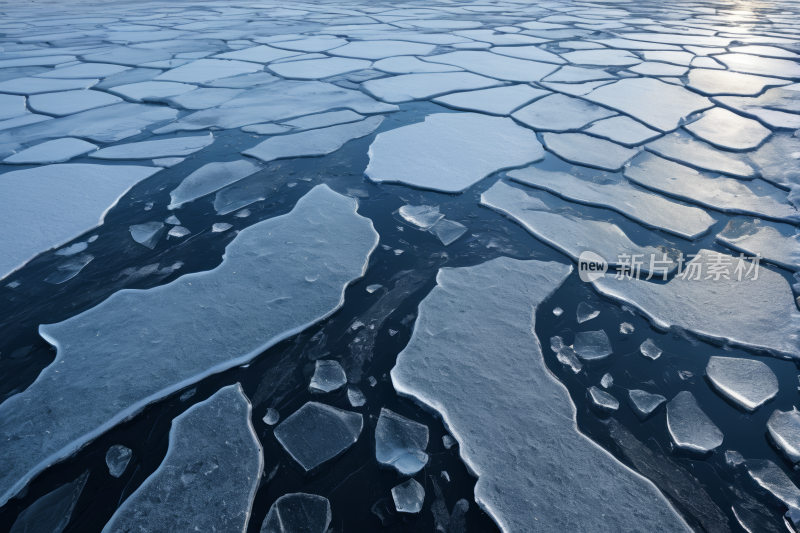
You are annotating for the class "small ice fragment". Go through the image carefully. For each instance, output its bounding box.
[398,205,443,230]
[263,408,280,426]
[309,360,347,393]
[305,275,318,282]
[394,249,403,255]
[179,389,196,402]
[212,223,233,233]
[55,242,88,256]
[744,459,800,510]
[600,373,613,388]
[441,471,450,482]
[351,321,365,331]
[588,386,619,411]
[767,409,800,464]
[366,284,382,293]
[375,408,429,475]
[6,281,20,289]
[392,478,424,514]
[152,157,184,168]
[144,202,153,211]
[550,336,582,373]
[368,376,377,387]
[577,302,600,323]
[106,445,132,478]
[429,219,467,246]
[44,254,93,284]
[165,215,180,225]
[725,450,745,467]
[620,323,634,334]
[627,390,666,421]
[667,391,724,453]
[347,386,366,407]
[8,471,88,533]
[389,329,398,336]
[234,209,251,218]
[573,330,612,361]
[640,338,662,360]
[706,356,779,412]
[168,226,191,238]
[443,435,456,449]
[553,307,563,316]
[261,493,331,533]
[130,222,164,250]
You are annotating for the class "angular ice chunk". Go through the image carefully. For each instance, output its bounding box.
[213,171,285,216]
[9,471,88,533]
[106,445,132,478]
[550,336,582,373]
[666,391,723,453]
[347,386,366,407]
[165,88,243,110]
[330,40,434,60]
[513,93,616,132]
[588,386,619,411]
[274,402,363,472]
[646,130,756,178]
[214,45,303,64]
[309,360,347,393]
[561,49,642,66]
[269,57,372,80]
[374,56,463,74]
[573,330,612,361]
[744,459,800,510]
[366,113,543,193]
[154,58,262,84]
[375,408,429,475]
[685,108,771,151]
[491,46,565,64]
[91,133,213,160]
[716,53,800,79]
[366,284,382,293]
[686,68,791,96]
[167,226,190,238]
[272,37,348,53]
[422,51,559,82]
[443,435,456,449]
[577,302,599,323]
[35,63,129,79]
[767,409,800,464]
[3,138,97,164]
[0,77,99,95]
[282,110,363,131]
[205,72,278,89]
[601,373,613,388]
[27,90,122,117]
[628,390,666,420]
[361,72,502,104]
[102,384,262,533]
[243,116,383,163]
[260,493,331,533]
[716,219,800,272]
[391,257,691,531]
[263,408,280,426]
[212,223,233,233]
[706,356,778,412]
[44,254,94,285]
[543,66,617,83]
[169,160,261,209]
[165,216,180,225]
[582,116,661,147]
[108,81,197,103]
[241,123,292,135]
[153,157,184,168]
[542,133,639,172]
[629,62,688,76]
[81,47,172,67]
[94,68,162,90]
[130,222,164,249]
[620,323,634,334]
[433,85,549,116]
[429,219,467,246]
[392,479,424,513]
[398,205,443,230]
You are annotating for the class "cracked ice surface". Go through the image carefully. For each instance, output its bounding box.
[0,185,378,506]
[102,384,262,533]
[391,257,691,532]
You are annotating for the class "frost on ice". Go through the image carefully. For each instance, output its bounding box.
[705,356,779,412]
[102,384,262,533]
[0,185,378,506]
[666,391,724,454]
[261,493,331,533]
[375,408,429,476]
[391,257,691,532]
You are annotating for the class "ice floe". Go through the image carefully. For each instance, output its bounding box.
[491,46,566,64]
[214,171,286,215]
[361,72,502,103]
[767,409,800,464]
[105,445,132,478]
[309,360,347,393]
[588,386,619,411]
[543,66,617,83]
[330,40,435,60]
[3,137,97,164]
[550,336,583,373]
[269,57,372,80]
[366,113,542,193]
[684,108,771,151]
[422,51,559,82]
[169,160,261,209]
[391,257,691,531]
[398,204,444,230]
[744,459,800,510]
[102,384,262,533]
[263,408,280,426]
[261,494,331,533]
[433,84,548,116]
[45,254,94,285]
[392,479,424,514]
[274,402,363,473]
[91,133,213,159]
[154,58,262,84]
[214,45,303,64]
[129,222,164,249]
[577,301,600,323]
[375,408,429,475]
[0,185,377,505]
[108,80,196,103]
[574,330,613,362]
[0,77,99,95]
[512,93,616,131]
[581,116,661,146]
[715,53,800,79]
[640,338,662,360]
[716,219,800,272]
[562,49,642,66]
[706,356,778,412]
[541,133,639,172]
[347,386,366,407]
[373,56,463,74]
[430,219,467,246]
[34,63,129,79]
[666,391,724,453]
[627,390,666,420]
[281,110,364,131]
[646,130,757,178]
[27,89,122,117]
[712,88,800,130]
[165,88,243,110]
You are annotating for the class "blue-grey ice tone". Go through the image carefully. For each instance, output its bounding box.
[3,138,97,164]
[432,85,548,116]
[588,386,619,411]
[169,160,261,209]
[667,391,724,454]
[361,72,503,104]
[9,471,88,533]
[705,356,779,412]
[90,133,213,160]
[627,390,666,421]
[744,459,800,511]
[375,408,429,476]
[392,479,425,514]
[716,219,800,272]
[574,330,613,362]
[105,445,132,478]
[261,493,331,533]
[309,360,347,393]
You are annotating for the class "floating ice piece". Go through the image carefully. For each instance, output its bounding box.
[274,402,363,472]
[713,88,800,130]
[106,445,132,478]
[309,360,347,393]
[611,33,732,47]
[491,46,565,64]
[373,56,463,74]
[347,386,366,407]
[562,49,641,66]
[168,226,190,238]
[206,72,278,89]
[730,46,800,59]
[392,479,424,514]
[512,93,616,131]
[591,39,681,51]
[666,391,723,453]
[9,471,88,533]
[153,157,184,168]
[620,323,634,334]
[588,386,619,411]
[507,166,716,240]
[767,409,800,464]
[375,408,429,475]
[582,78,712,132]
[56,242,89,257]
[749,134,800,189]
[628,390,666,420]
[716,54,800,79]
[443,435,456,449]
[102,384,262,533]
[81,47,172,67]
[706,356,778,412]
[269,57,372,80]
[684,108,770,152]
[0,114,51,132]
[130,222,164,249]
[27,90,122,117]
[0,94,31,121]
[628,62,688,77]
[330,41,435,60]
[716,219,800,272]
[271,37,348,53]
[541,133,639,172]
[93,68,162,90]
[553,307,563,316]
[422,51,558,82]
[154,59,262,84]
[647,130,757,178]
[366,284,382,293]
[430,219,467,246]
[282,110,364,132]
[601,373,613,388]
[0,164,160,281]
[625,154,799,224]
[574,330,612,361]
[0,77,99,95]
[398,205,443,230]
[261,494,331,533]
[109,81,196,103]
[453,29,544,46]
[433,85,548,116]
[3,138,97,164]
[391,257,691,531]
[0,185,377,505]
[263,408,280,426]
[551,336,582,373]
[165,215,180,225]
[366,113,542,193]
[243,116,382,163]
[0,56,77,69]
[35,63,129,79]
[214,45,303,64]
[212,223,232,233]
[242,124,292,135]
[91,133,213,160]
[481,181,679,273]
[577,302,600,323]
[214,171,285,216]
[744,459,800,510]
[165,88,243,110]
[543,66,617,83]
[362,72,502,104]
[170,160,261,209]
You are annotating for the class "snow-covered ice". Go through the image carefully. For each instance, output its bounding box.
[666,391,724,454]
[705,356,779,412]
[375,408,429,475]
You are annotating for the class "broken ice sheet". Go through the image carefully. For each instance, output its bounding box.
[103,384,262,533]
[167,226,190,239]
[392,479,424,514]
[397,205,444,230]
[3,138,98,164]
[767,409,800,464]
[580,115,660,147]
[9,471,88,533]
[542,133,640,172]
[214,171,285,216]
[375,408,429,475]
[429,219,467,246]
[588,386,619,411]
[577,302,600,323]
[268,57,372,80]
[684,108,771,152]
[263,408,280,426]
[27,90,122,117]
[666,391,724,454]
[366,113,543,193]
[106,445,132,478]
[169,160,261,209]
[274,402,363,473]
[261,493,331,533]
[512,93,616,132]
[716,219,800,272]
[90,133,213,160]
[361,72,503,104]
[422,51,559,82]
[129,222,164,249]
[646,130,756,178]
[373,56,463,74]
[243,116,383,163]
[433,85,548,117]
[686,69,791,97]
[391,257,691,531]
[574,330,612,362]
[154,58,262,84]
[0,185,378,505]
[627,390,666,421]
[706,356,778,412]
[309,360,347,393]
[551,336,583,373]
[744,459,800,510]
[212,223,233,233]
[281,110,363,131]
